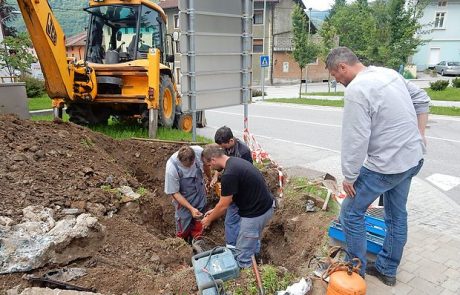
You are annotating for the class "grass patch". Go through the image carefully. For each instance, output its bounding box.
[285,177,339,217]
[430,106,460,116]
[225,265,295,295]
[30,114,211,141]
[425,87,460,101]
[268,98,344,107]
[28,95,52,111]
[302,91,344,96]
[268,97,460,116]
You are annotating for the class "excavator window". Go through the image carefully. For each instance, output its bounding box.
[84,4,165,64]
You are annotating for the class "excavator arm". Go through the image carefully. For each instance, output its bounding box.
[16,0,96,101]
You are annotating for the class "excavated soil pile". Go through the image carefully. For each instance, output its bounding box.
[0,115,333,294]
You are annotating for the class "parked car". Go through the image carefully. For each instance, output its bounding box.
[435,61,460,76]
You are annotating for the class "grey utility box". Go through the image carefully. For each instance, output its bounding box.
[0,82,30,119]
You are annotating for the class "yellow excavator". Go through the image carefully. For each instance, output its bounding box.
[16,0,204,136]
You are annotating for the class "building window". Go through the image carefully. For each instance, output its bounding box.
[434,12,446,28]
[253,39,263,53]
[283,62,289,73]
[174,14,179,29]
[254,10,264,25]
[438,1,447,7]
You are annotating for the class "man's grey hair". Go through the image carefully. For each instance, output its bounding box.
[202,143,225,162]
[325,47,360,70]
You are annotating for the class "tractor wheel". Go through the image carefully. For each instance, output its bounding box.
[159,75,176,128]
[177,113,193,133]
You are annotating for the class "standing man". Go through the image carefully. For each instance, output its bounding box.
[214,126,253,249]
[325,47,429,285]
[164,145,207,243]
[201,144,273,268]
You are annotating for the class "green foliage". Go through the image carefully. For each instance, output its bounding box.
[322,0,430,68]
[226,266,295,295]
[252,89,267,97]
[292,4,320,97]
[402,70,415,80]
[429,80,449,91]
[22,75,45,98]
[0,32,36,77]
[0,0,18,36]
[28,95,51,110]
[7,0,88,37]
[424,87,460,101]
[452,78,460,88]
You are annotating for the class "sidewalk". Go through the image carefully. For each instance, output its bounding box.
[365,177,460,294]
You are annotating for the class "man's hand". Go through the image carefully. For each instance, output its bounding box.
[204,209,214,217]
[190,208,203,219]
[210,172,219,187]
[201,216,212,229]
[342,180,356,197]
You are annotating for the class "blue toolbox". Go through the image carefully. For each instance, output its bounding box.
[328,214,387,255]
[192,247,240,295]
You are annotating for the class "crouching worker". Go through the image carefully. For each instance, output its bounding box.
[201,144,273,268]
[164,145,207,243]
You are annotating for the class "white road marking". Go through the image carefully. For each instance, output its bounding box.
[425,136,460,144]
[206,124,340,154]
[426,173,460,191]
[207,109,460,144]
[208,110,341,128]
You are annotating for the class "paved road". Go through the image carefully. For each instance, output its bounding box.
[197,102,460,294]
[198,102,460,205]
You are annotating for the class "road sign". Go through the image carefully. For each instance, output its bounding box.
[179,0,253,111]
[260,55,269,68]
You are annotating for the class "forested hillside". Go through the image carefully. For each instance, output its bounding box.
[7,0,88,37]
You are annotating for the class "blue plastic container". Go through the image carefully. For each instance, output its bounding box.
[192,247,240,295]
[328,215,386,255]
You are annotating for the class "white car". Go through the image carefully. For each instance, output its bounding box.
[435,61,460,76]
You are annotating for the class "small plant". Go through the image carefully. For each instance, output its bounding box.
[252,89,267,97]
[402,70,414,79]
[430,80,449,91]
[21,75,45,98]
[430,69,438,77]
[452,77,460,88]
[80,136,94,148]
[136,187,148,196]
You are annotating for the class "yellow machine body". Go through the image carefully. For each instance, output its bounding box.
[16,0,193,133]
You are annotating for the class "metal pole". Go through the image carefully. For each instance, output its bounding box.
[188,0,197,141]
[261,0,267,100]
[243,0,252,131]
[305,7,312,94]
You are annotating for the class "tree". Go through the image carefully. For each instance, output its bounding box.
[329,0,346,18]
[292,4,320,98]
[0,0,18,37]
[319,20,338,92]
[0,32,36,77]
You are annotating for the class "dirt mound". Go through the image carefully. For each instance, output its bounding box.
[0,115,333,294]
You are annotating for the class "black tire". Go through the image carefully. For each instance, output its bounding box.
[159,75,176,127]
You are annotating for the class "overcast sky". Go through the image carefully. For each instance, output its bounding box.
[302,0,335,10]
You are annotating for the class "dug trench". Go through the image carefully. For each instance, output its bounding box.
[0,115,334,294]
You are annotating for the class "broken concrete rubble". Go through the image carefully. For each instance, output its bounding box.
[0,206,105,274]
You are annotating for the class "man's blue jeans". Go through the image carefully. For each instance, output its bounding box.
[340,159,423,277]
[235,207,273,268]
[225,203,241,247]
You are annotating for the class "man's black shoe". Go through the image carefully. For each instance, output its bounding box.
[366,262,396,286]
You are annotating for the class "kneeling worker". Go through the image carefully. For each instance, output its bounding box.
[201,144,273,268]
[164,145,207,243]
